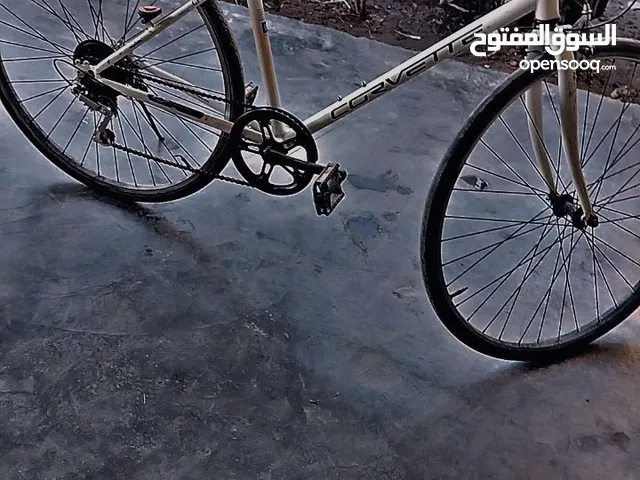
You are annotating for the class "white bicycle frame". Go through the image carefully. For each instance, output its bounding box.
[87,0,594,216]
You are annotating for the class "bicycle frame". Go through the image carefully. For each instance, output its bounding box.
[87,0,594,217]
[90,0,540,139]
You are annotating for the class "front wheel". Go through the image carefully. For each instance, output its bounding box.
[422,40,640,361]
[0,0,245,202]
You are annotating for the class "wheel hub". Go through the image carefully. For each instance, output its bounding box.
[549,193,599,229]
[71,39,141,113]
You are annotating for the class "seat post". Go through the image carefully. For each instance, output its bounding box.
[534,0,561,21]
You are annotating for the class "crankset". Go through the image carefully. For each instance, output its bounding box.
[229,107,321,196]
[229,107,348,214]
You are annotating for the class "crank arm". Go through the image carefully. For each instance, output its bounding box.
[264,149,325,174]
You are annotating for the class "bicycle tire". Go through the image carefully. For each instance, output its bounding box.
[421,39,640,362]
[0,0,245,203]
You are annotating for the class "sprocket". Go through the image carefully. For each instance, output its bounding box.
[72,39,145,113]
[229,107,319,196]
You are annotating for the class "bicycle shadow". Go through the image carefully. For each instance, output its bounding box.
[43,182,216,266]
[0,180,294,337]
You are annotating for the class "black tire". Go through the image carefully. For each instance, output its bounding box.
[421,39,640,362]
[0,0,245,202]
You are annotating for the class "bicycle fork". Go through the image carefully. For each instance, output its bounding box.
[525,50,599,229]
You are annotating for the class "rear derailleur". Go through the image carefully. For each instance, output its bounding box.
[229,106,347,216]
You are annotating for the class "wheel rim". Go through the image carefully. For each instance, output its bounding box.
[0,0,235,195]
[428,45,640,354]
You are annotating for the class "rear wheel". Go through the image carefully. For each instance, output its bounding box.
[0,0,245,202]
[422,40,640,361]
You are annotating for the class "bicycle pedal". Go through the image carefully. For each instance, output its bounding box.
[313,163,347,216]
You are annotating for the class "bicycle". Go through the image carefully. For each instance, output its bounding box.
[0,0,638,361]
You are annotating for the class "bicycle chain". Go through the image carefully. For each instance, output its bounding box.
[110,141,253,187]
[121,64,256,110]
[102,62,260,189]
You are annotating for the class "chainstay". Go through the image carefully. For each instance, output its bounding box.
[105,63,260,188]
[113,63,255,110]
[110,142,256,188]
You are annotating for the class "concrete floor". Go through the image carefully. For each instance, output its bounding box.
[2,3,640,479]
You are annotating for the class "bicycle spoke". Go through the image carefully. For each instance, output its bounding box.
[514,221,579,342]
[517,220,567,344]
[596,207,640,225]
[143,47,217,69]
[589,153,640,191]
[116,114,139,187]
[587,235,634,291]
[582,228,617,313]
[121,0,147,42]
[120,105,181,180]
[581,63,615,169]
[62,107,89,155]
[57,0,88,42]
[593,69,639,205]
[478,139,549,204]
[142,24,205,58]
[593,121,640,186]
[535,229,582,343]
[557,225,579,339]
[466,162,547,195]
[443,220,542,242]
[79,113,95,167]
[2,54,67,63]
[591,231,640,272]
[579,71,593,164]
[0,38,67,56]
[131,101,193,175]
[0,14,73,56]
[444,214,550,225]
[482,217,557,335]
[459,217,562,320]
[46,94,76,138]
[19,85,67,104]
[85,0,99,40]
[445,210,552,282]
[129,101,160,186]
[517,94,568,192]
[28,0,88,41]
[31,85,68,121]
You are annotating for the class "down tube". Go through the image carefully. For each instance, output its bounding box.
[302,0,535,136]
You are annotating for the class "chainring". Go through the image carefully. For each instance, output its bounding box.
[229,107,319,196]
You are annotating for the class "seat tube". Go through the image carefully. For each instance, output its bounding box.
[247,0,283,113]
[534,0,560,21]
